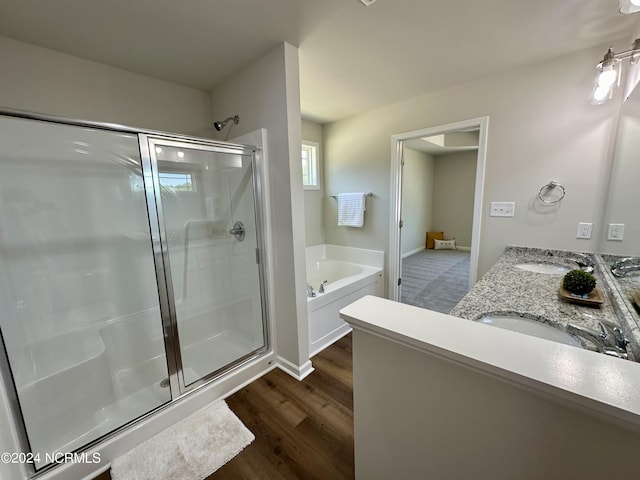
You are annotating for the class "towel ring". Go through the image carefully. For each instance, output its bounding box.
[537,181,565,205]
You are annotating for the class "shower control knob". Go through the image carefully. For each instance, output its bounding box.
[229,221,246,241]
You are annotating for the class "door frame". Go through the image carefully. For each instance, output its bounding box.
[143,134,271,396]
[388,116,489,301]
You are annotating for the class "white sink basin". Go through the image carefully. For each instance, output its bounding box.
[515,263,570,274]
[477,314,583,348]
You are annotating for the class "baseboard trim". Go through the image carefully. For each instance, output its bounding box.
[309,324,353,358]
[277,356,315,381]
[402,247,425,258]
[403,246,470,256]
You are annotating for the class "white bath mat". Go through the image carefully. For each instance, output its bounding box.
[110,400,253,480]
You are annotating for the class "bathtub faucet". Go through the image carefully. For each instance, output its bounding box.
[318,280,328,294]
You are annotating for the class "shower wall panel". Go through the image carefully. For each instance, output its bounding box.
[0,116,171,469]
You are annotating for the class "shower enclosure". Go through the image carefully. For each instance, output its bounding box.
[0,111,269,474]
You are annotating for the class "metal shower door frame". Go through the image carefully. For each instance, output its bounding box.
[0,107,272,478]
[140,134,271,398]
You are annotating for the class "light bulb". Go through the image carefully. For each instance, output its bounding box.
[624,61,640,100]
[598,65,618,88]
[155,147,162,154]
[593,85,611,102]
[177,151,185,158]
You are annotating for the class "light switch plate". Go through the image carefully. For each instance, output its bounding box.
[608,223,624,241]
[576,222,592,239]
[490,202,515,217]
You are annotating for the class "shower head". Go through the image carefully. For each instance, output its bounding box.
[213,115,239,131]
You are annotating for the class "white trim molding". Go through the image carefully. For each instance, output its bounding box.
[389,116,489,301]
[277,356,315,381]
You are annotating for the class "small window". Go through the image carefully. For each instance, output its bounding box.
[302,141,320,190]
[159,171,195,192]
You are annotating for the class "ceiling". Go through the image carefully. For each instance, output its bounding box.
[405,131,479,156]
[0,0,638,124]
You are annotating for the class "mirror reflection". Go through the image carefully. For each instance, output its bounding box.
[601,85,640,258]
[599,71,640,327]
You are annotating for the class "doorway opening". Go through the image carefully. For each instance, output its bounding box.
[388,117,489,308]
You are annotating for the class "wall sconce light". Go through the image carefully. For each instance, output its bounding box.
[592,39,640,104]
[619,0,640,14]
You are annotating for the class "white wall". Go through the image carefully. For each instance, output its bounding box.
[0,36,213,136]
[432,151,477,248]
[302,119,325,246]
[400,148,434,256]
[209,42,312,377]
[323,44,621,293]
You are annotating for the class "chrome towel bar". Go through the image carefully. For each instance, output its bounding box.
[330,192,374,198]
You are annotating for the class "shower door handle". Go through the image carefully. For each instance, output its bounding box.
[229,221,246,241]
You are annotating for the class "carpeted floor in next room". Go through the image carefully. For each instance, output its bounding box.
[400,248,470,313]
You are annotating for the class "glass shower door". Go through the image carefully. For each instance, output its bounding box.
[0,116,172,469]
[147,138,267,389]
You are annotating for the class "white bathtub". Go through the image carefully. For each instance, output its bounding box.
[306,245,384,356]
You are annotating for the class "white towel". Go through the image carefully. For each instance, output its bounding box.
[337,192,366,227]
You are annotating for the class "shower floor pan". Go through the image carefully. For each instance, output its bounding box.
[181,329,263,386]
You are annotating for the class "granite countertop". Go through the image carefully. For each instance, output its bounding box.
[598,253,640,357]
[450,246,637,360]
[614,275,640,314]
[600,254,640,312]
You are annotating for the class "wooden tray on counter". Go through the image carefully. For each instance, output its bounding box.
[558,286,605,307]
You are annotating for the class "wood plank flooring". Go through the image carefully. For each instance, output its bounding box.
[93,334,354,480]
[209,334,354,480]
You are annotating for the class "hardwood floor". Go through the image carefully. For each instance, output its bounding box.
[92,334,354,480]
[209,334,354,480]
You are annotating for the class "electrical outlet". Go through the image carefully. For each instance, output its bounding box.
[490,202,515,217]
[576,222,592,239]
[608,223,624,241]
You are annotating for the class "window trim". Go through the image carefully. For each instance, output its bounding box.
[301,140,320,191]
[157,160,200,193]
[158,170,196,192]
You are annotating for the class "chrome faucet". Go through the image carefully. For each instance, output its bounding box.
[614,265,640,277]
[318,280,328,294]
[566,321,629,359]
[566,324,606,350]
[611,257,640,278]
[307,284,316,297]
[570,252,595,273]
